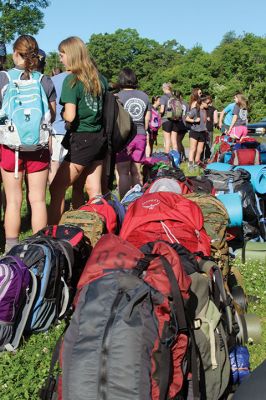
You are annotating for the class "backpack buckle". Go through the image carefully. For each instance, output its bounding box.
[194,318,202,330]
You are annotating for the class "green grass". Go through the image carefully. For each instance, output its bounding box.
[0,153,265,399]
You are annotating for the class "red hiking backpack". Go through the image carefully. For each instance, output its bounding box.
[229,148,261,165]
[120,192,211,256]
[40,234,191,400]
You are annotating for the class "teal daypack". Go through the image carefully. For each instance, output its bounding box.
[0,68,51,175]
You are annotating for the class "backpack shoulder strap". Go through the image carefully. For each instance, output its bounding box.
[5,269,38,351]
[31,70,43,82]
[7,68,24,81]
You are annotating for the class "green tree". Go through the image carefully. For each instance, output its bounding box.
[87,28,179,93]
[0,0,50,43]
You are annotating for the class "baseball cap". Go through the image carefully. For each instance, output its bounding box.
[0,42,6,57]
[38,49,46,63]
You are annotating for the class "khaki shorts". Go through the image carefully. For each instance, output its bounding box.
[51,135,68,162]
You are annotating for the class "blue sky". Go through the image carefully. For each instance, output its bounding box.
[9,0,266,53]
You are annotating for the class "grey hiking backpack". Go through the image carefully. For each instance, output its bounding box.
[40,234,191,400]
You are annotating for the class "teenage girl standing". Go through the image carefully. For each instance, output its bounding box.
[185,96,209,169]
[48,36,108,224]
[0,35,56,252]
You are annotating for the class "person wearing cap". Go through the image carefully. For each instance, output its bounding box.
[37,48,46,73]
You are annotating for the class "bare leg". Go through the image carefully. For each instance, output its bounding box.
[188,138,198,164]
[84,160,103,200]
[27,169,49,233]
[72,169,87,209]
[48,160,60,184]
[163,131,171,153]
[1,169,23,238]
[195,142,205,163]
[116,161,131,199]
[170,131,178,151]
[176,132,186,159]
[48,161,84,224]
[130,162,143,186]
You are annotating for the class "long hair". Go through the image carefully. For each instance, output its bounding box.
[13,35,39,79]
[189,87,201,107]
[235,94,247,109]
[58,36,102,96]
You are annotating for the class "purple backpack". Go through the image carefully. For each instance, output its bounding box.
[0,256,36,351]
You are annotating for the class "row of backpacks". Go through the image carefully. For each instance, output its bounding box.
[0,161,255,399]
[210,135,266,165]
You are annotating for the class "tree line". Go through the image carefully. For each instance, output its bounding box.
[5,27,266,121]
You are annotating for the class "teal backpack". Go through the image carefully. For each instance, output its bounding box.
[0,68,51,175]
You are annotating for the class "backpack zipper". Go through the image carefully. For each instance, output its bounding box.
[98,288,124,400]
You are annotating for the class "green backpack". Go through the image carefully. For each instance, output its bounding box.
[171,244,232,399]
[187,268,231,400]
[185,193,230,276]
[60,209,106,247]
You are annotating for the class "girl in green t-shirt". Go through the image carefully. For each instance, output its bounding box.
[49,36,107,224]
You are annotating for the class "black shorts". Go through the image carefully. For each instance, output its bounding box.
[62,130,107,166]
[189,130,207,142]
[162,119,187,134]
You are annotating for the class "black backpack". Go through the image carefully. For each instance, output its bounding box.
[103,91,136,154]
[8,236,74,334]
[205,168,262,240]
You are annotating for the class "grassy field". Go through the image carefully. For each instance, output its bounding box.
[0,139,265,399]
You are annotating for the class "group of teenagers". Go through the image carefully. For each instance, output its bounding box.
[0,34,249,253]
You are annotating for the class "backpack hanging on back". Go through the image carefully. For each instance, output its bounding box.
[149,108,161,131]
[0,69,51,176]
[184,193,230,275]
[103,91,136,154]
[0,256,37,351]
[40,234,191,400]
[166,96,183,120]
[8,236,73,334]
[120,191,211,256]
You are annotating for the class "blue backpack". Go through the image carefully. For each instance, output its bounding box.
[0,68,51,164]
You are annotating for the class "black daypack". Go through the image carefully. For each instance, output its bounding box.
[8,236,73,334]
[36,225,91,288]
[103,91,136,154]
[103,91,137,189]
[205,168,262,240]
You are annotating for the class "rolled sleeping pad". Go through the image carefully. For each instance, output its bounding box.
[223,152,232,163]
[242,240,266,264]
[205,162,233,171]
[234,165,266,194]
[216,193,243,227]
